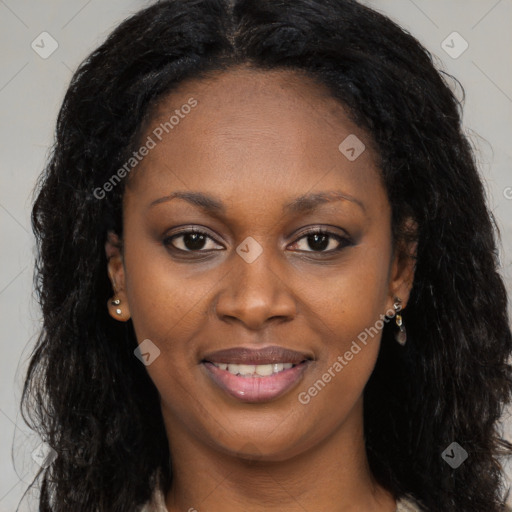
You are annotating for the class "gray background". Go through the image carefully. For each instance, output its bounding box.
[1,1,511,510]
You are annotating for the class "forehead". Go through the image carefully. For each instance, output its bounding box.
[124,65,383,213]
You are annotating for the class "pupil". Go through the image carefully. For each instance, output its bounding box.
[308,233,328,251]
[184,233,206,250]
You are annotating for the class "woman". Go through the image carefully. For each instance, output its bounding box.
[22,0,512,511]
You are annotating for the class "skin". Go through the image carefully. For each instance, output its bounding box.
[106,64,417,512]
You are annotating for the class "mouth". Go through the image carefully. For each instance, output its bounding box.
[206,361,303,376]
[200,345,313,403]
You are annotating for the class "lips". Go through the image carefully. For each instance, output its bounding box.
[201,345,313,403]
[202,345,312,365]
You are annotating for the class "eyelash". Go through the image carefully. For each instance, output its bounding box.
[163,227,352,255]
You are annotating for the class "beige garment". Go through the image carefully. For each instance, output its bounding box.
[141,486,424,512]
[140,484,167,512]
[395,495,423,511]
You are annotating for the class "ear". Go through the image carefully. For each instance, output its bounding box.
[386,218,418,312]
[105,230,131,322]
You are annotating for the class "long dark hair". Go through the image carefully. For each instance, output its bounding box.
[22,0,512,510]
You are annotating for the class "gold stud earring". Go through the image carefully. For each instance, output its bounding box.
[393,297,407,346]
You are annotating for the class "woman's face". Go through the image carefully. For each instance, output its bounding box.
[107,65,415,461]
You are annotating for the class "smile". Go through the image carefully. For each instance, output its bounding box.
[210,362,297,376]
[202,359,310,402]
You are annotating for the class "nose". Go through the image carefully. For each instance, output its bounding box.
[214,245,297,330]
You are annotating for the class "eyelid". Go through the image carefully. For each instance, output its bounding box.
[294,226,350,240]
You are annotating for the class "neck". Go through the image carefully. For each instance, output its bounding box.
[161,397,396,512]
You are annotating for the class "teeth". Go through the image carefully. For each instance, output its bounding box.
[256,364,274,376]
[212,362,296,377]
[236,364,255,375]
[273,363,284,373]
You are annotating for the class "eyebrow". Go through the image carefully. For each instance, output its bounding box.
[149,190,365,214]
[283,191,366,214]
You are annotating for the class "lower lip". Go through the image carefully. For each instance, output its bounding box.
[202,361,310,403]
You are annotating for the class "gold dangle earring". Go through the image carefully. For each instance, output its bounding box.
[393,297,407,346]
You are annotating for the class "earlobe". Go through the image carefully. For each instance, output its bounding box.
[107,295,131,322]
[105,230,131,322]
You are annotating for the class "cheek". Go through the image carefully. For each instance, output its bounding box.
[306,243,391,342]
[294,299,386,445]
[298,236,392,401]
[304,300,384,410]
[122,233,209,344]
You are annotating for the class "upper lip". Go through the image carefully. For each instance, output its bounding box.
[202,345,313,365]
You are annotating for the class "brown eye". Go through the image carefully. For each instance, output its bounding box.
[164,230,224,252]
[290,229,351,253]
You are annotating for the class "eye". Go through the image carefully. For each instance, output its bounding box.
[163,229,224,252]
[163,227,352,255]
[289,228,351,253]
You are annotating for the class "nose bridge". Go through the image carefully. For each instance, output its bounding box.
[214,236,296,328]
[235,239,278,294]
